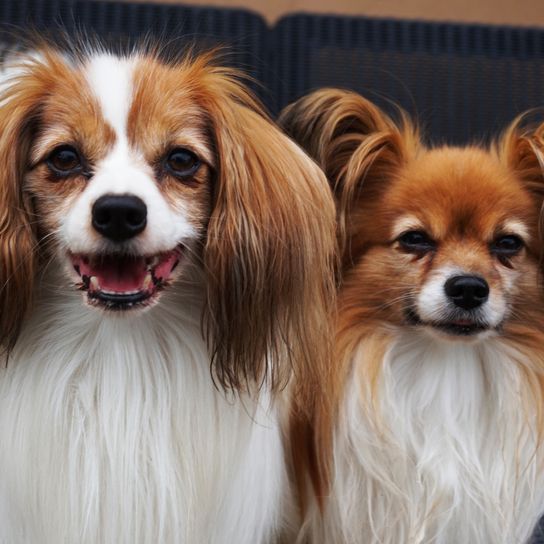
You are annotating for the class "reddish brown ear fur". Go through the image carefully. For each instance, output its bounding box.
[499,116,544,271]
[0,115,36,351]
[279,89,417,256]
[0,56,55,350]
[198,67,337,405]
[0,48,80,350]
[278,90,423,511]
[199,72,337,516]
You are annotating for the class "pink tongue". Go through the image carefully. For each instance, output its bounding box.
[81,256,147,293]
[154,253,178,281]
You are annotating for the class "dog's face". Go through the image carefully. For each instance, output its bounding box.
[280,89,544,344]
[0,47,336,396]
[25,54,214,310]
[347,147,540,341]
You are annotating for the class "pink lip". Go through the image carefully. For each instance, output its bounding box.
[450,319,475,326]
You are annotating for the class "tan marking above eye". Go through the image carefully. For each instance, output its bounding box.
[390,215,425,242]
[495,220,530,244]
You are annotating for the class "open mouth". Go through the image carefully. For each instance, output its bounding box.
[405,308,489,337]
[70,249,181,310]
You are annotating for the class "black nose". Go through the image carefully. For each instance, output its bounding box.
[444,275,489,310]
[92,195,147,242]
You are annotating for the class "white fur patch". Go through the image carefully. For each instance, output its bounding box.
[84,54,133,139]
[0,266,286,543]
[306,331,544,544]
[417,265,506,328]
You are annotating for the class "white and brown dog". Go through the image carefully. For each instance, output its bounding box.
[0,46,336,543]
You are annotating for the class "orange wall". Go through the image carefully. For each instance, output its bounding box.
[122,0,544,27]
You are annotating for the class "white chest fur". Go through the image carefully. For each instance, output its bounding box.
[317,331,544,544]
[0,284,285,544]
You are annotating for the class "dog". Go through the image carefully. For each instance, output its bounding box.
[280,89,544,543]
[0,46,336,543]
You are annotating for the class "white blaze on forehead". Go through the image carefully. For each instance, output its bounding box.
[84,54,137,141]
[61,53,197,256]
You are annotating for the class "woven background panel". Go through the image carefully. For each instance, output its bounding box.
[0,0,271,105]
[274,14,544,144]
[1,1,544,143]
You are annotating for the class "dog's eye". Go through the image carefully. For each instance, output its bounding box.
[491,235,524,256]
[397,230,436,253]
[46,145,82,176]
[165,148,200,178]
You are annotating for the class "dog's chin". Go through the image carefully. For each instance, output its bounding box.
[68,248,182,311]
[404,308,497,342]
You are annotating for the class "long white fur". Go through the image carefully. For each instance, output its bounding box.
[0,267,286,543]
[0,53,287,543]
[307,330,544,543]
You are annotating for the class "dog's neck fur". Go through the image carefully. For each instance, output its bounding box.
[313,329,544,544]
[0,267,286,544]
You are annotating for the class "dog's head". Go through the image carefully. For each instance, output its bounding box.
[280,90,544,343]
[0,47,336,394]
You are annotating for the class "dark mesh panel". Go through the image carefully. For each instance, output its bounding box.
[0,0,270,106]
[273,14,544,144]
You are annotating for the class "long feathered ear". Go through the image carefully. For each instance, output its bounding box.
[200,70,337,407]
[499,115,544,270]
[0,57,49,350]
[279,89,417,254]
[279,90,418,510]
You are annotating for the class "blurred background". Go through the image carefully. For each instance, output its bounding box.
[0,0,543,143]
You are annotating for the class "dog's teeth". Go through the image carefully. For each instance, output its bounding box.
[90,276,99,290]
[143,273,153,290]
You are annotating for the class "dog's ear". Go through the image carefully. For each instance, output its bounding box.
[0,55,52,350]
[200,70,337,407]
[279,89,416,252]
[501,116,544,195]
[500,116,544,269]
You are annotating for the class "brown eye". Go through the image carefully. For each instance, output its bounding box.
[46,145,82,176]
[398,230,436,253]
[165,148,200,178]
[491,235,524,256]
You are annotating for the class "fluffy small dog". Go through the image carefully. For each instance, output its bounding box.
[0,46,336,543]
[280,89,544,543]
